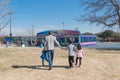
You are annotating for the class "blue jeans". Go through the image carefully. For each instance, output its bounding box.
[47,50,54,69]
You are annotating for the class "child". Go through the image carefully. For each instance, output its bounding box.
[62,40,76,68]
[75,43,84,67]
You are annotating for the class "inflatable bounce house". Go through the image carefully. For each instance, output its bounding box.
[36,30,97,46]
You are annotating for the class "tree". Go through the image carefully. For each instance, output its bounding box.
[0,0,13,32]
[96,30,115,38]
[77,0,120,29]
[112,32,120,38]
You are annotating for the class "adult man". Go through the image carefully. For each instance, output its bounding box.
[44,31,61,70]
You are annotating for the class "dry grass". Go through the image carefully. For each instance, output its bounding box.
[0,47,120,80]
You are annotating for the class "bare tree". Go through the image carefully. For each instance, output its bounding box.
[76,0,120,29]
[0,0,13,32]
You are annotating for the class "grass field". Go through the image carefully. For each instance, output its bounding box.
[0,47,120,80]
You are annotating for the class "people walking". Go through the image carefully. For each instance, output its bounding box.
[75,43,84,67]
[44,31,61,70]
[62,39,76,68]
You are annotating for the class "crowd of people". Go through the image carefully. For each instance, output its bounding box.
[0,39,43,48]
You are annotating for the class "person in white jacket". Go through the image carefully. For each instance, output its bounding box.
[44,31,61,70]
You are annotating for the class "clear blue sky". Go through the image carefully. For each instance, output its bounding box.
[4,0,103,36]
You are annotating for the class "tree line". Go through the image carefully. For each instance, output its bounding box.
[96,30,120,42]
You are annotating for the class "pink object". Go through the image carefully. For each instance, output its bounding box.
[81,42,97,46]
[76,49,84,57]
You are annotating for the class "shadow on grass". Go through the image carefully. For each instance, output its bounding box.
[12,65,69,70]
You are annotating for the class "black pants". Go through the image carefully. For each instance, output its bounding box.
[68,56,74,67]
[76,57,82,66]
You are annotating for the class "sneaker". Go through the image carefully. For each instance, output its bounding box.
[48,67,52,70]
[72,63,75,68]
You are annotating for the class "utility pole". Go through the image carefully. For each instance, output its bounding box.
[0,24,2,36]
[31,25,34,37]
[62,22,64,30]
[31,25,34,46]
[9,14,12,38]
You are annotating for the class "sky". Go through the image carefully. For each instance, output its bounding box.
[2,0,104,36]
